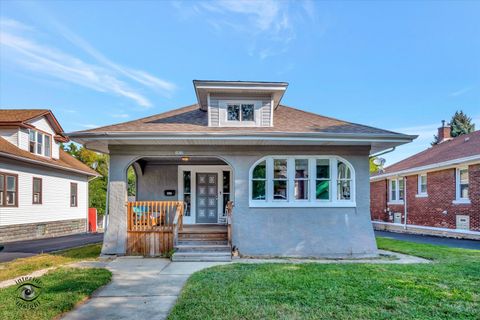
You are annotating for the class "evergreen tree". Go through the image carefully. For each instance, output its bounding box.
[450,110,475,137]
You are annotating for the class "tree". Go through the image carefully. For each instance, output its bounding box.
[369,157,380,174]
[432,111,475,145]
[450,110,475,137]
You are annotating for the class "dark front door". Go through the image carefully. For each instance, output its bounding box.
[196,173,218,223]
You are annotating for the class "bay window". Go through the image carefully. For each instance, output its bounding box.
[250,156,355,207]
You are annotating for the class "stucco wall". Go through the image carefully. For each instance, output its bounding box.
[136,164,179,201]
[103,145,377,258]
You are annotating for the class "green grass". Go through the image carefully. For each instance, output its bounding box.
[0,244,102,281]
[0,267,111,320]
[169,237,480,320]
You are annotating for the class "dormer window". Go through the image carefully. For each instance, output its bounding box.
[29,129,51,157]
[227,104,254,122]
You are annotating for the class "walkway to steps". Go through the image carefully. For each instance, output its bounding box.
[172,224,232,262]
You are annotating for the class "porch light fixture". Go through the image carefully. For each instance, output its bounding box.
[181,157,190,162]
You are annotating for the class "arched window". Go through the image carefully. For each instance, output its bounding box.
[249,156,356,207]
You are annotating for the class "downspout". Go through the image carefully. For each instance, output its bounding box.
[403,177,408,230]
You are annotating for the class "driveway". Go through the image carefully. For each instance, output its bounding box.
[0,233,104,263]
[62,258,227,320]
[375,230,480,250]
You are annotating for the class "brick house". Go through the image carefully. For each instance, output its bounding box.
[370,123,479,239]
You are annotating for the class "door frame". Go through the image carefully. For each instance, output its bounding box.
[178,165,232,224]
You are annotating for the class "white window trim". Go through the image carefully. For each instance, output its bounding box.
[416,173,428,197]
[388,177,405,205]
[453,167,470,204]
[219,100,261,127]
[28,129,51,158]
[249,155,356,208]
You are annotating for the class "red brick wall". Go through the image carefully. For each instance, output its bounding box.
[370,164,480,231]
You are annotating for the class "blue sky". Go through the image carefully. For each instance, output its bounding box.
[1,1,479,165]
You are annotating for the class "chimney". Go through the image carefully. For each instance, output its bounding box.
[437,120,451,143]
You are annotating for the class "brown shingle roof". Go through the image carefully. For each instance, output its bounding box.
[0,109,50,122]
[72,104,403,136]
[0,137,99,177]
[380,130,480,175]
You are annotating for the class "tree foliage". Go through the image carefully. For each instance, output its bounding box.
[450,110,475,137]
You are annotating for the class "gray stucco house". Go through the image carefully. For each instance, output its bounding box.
[70,80,414,260]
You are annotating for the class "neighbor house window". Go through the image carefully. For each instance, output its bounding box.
[70,183,78,207]
[418,174,427,196]
[32,177,42,204]
[28,129,51,157]
[456,167,469,201]
[389,177,404,203]
[227,104,254,122]
[0,172,18,207]
[250,156,355,207]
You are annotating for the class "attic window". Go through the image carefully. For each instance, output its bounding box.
[29,129,51,157]
[227,104,254,122]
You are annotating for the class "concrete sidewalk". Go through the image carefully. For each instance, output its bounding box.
[62,258,227,320]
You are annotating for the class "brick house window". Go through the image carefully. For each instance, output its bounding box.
[33,177,42,204]
[454,167,469,204]
[70,183,78,207]
[417,174,427,196]
[389,177,404,204]
[0,172,18,207]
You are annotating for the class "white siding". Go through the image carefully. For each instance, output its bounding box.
[209,94,272,127]
[18,128,29,151]
[0,161,88,227]
[0,128,19,146]
[27,116,61,159]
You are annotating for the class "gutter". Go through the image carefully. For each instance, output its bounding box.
[369,147,396,159]
[0,151,100,178]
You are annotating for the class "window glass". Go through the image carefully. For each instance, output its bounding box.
[222,171,230,215]
[44,136,51,156]
[253,161,266,179]
[183,171,191,216]
[6,175,16,206]
[390,180,397,201]
[70,183,78,207]
[399,179,405,200]
[294,159,309,200]
[241,104,254,121]
[419,174,427,194]
[252,161,266,200]
[273,159,287,179]
[227,104,240,121]
[33,178,42,204]
[337,161,351,200]
[316,159,330,179]
[316,159,330,200]
[37,133,43,154]
[0,174,4,206]
[29,130,36,153]
[273,180,288,200]
[459,168,469,199]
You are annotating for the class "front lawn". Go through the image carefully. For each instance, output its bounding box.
[0,267,111,320]
[169,238,480,319]
[0,244,102,281]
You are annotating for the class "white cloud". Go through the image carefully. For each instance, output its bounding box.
[0,17,176,107]
[450,86,473,97]
[174,0,317,59]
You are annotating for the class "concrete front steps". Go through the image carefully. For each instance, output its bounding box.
[171,225,231,262]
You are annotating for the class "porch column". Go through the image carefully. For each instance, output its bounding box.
[101,154,135,255]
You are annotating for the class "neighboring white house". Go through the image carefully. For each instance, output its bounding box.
[0,109,99,242]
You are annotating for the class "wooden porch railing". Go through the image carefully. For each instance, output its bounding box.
[126,201,184,256]
[225,201,234,247]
